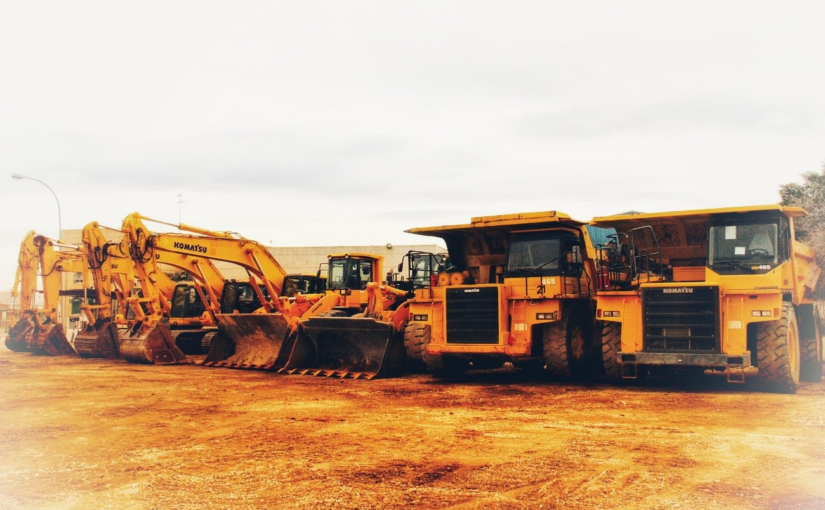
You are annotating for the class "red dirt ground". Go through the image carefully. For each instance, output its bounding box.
[1,348,824,510]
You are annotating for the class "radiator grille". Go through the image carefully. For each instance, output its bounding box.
[446,287,500,344]
[643,286,719,352]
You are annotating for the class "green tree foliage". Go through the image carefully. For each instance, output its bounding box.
[780,165,825,297]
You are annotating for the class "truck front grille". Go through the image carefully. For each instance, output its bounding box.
[643,286,719,352]
[446,287,499,344]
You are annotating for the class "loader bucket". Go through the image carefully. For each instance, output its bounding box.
[75,319,120,359]
[117,318,188,364]
[5,320,34,352]
[203,313,291,370]
[26,323,76,356]
[280,317,406,379]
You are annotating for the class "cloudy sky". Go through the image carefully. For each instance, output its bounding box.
[1,1,824,291]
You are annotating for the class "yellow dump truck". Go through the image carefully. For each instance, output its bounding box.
[592,204,822,393]
[405,211,601,378]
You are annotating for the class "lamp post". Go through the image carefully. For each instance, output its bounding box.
[11,173,62,240]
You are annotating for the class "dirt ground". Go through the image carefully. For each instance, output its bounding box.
[1,348,824,510]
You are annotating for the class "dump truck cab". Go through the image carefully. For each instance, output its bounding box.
[405,211,600,378]
[592,204,822,392]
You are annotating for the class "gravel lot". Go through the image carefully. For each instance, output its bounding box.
[1,348,824,510]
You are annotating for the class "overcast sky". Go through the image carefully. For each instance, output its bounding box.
[1,1,824,291]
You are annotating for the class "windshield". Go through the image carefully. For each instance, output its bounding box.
[708,223,778,266]
[506,237,561,274]
[283,276,326,296]
[327,258,372,290]
[409,253,448,288]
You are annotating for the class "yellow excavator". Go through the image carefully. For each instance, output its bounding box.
[119,214,245,365]
[74,222,135,358]
[5,232,82,356]
[120,212,295,368]
[75,221,228,360]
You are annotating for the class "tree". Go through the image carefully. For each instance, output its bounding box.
[780,165,825,298]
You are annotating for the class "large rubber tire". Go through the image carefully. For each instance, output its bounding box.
[601,321,622,380]
[800,308,822,383]
[543,305,591,378]
[403,322,429,373]
[754,302,800,393]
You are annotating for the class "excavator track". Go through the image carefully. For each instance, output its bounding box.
[279,316,406,379]
[203,314,291,370]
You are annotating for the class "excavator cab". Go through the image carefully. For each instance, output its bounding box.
[283,274,326,296]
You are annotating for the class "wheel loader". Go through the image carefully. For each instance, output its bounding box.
[5,232,82,356]
[403,211,602,379]
[277,253,411,379]
[591,204,822,393]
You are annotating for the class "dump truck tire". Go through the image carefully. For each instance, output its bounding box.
[424,353,468,379]
[601,321,621,380]
[800,305,822,382]
[543,304,590,378]
[403,322,429,373]
[754,302,800,393]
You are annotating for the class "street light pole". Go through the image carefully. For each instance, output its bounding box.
[11,173,62,240]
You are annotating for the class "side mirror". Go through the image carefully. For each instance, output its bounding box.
[567,246,582,265]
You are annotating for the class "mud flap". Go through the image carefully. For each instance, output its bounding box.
[75,319,120,359]
[280,317,406,379]
[118,318,188,364]
[5,320,34,352]
[26,323,75,356]
[202,314,291,370]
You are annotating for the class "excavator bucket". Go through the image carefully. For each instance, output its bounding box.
[5,319,34,352]
[280,316,406,379]
[203,314,291,370]
[74,319,121,359]
[117,318,188,364]
[25,322,75,356]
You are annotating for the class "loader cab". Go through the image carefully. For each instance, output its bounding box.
[326,254,381,291]
[391,251,450,291]
[708,213,788,275]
